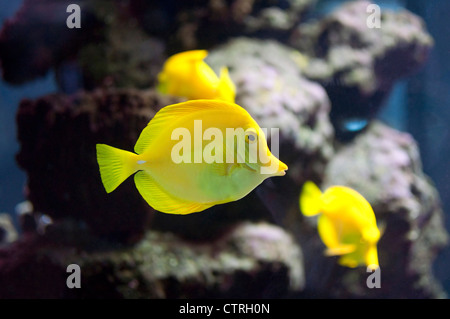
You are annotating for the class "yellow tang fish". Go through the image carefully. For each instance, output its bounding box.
[97,99,287,215]
[300,181,381,270]
[157,50,236,103]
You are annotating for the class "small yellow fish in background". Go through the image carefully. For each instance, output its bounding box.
[97,99,287,215]
[300,181,381,270]
[157,50,236,103]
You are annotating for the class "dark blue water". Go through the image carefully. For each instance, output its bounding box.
[0,2,58,225]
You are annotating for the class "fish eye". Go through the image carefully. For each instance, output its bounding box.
[245,130,258,144]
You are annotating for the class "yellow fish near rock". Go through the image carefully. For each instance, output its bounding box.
[300,181,381,270]
[97,99,287,215]
[157,50,236,103]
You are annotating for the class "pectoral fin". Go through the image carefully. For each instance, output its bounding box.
[338,255,359,268]
[324,244,357,256]
[207,162,239,177]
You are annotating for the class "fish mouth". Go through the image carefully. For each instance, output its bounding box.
[275,169,287,176]
[272,166,287,176]
[258,160,288,176]
[242,158,288,176]
[273,161,288,176]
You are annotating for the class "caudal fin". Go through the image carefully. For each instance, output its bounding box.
[217,67,236,103]
[96,144,138,193]
[299,181,323,216]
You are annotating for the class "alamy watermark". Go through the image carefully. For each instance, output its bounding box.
[64,264,379,290]
[366,265,381,288]
[66,3,381,30]
[66,264,81,288]
[66,4,81,29]
[169,120,282,175]
[367,4,381,29]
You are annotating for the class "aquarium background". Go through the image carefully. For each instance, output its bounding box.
[0,0,449,298]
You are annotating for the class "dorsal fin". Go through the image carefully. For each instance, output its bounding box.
[167,50,208,65]
[134,99,249,154]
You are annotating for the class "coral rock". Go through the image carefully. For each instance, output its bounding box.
[0,221,304,298]
[290,1,434,139]
[139,0,317,52]
[0,0,316,87]
[0,214,18,246]
[0,0,103,85]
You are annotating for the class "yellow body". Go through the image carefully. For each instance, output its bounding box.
[157,50,236,103]
[300,181,380,270]
[97,99,287,215]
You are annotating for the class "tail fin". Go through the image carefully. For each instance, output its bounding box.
[96,144,138,193]
[217,67,236,103]
[299,181,323,216]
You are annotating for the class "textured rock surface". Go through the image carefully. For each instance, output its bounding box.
[0,221,304,298]
[75,3,167,90]
[0,214,18,246]
[293,121,448,298]
[16,88,183,241]
[141,0,317,52]
[0,0,316,87]
[77,21,166,90]
[0,0,103,85]
[290,1,434,139]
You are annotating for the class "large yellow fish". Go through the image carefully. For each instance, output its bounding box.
[157,50,236,103]
[97,99,287,215]
[300,181,380,270]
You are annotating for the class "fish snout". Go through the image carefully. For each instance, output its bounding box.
[276,161,288,176]
[269,158,288,176]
